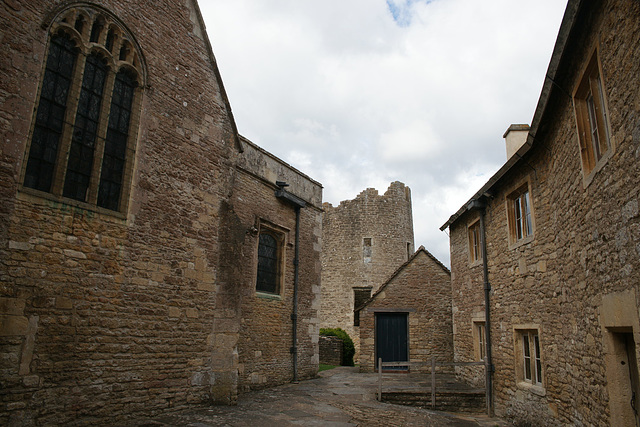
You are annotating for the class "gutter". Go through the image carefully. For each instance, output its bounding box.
[437,0,585,417]
[440,0,581,233]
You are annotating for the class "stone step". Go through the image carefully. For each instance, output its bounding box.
[381,390,487,414]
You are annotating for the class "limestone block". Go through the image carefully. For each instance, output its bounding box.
[63,249,87,259]
[22,375,40,387]
[622,199,638,221]
[0,315,28,335]
[214,319,240,333]
[8,241,34,251]
[55,297,73,309]
[0,297,25,315]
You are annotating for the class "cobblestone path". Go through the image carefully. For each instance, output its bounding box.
[134,367,509,426]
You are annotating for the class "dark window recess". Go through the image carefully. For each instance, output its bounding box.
[105,29,115,52]
[98,69,136,210]
[24,33,78,192]
[353,287,372,326]
[22,9,141,215]
[74,15,85,34]
[119,43,130,61]
[89,20,103,43]
[257,233,279,293]
[363,237,372,263]
[63,53,108,202]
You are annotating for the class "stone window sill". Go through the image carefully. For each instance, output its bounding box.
[508,234,534,251]
[256,291,282,301]
[517,381,546,397]
[469,258,483,268]
[18,186,127,221]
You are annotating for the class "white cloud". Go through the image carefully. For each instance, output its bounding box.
[200,0,568,266]
[378,120,442,162]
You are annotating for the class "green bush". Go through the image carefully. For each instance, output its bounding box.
[320,327,355,366]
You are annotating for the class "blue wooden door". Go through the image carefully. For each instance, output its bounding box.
[375,312,408,371]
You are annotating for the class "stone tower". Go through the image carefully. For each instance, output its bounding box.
[320,181,415,355]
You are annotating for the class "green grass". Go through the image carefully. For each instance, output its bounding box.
[318,364,337,372]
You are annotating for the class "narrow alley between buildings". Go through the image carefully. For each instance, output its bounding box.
[134,367,509,427]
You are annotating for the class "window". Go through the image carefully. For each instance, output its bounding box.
[256,228,284,294]
[468,221,481,263]
[522,332,542,384]
[22,6,144,214]
[574,50,611,177]
[353,287,372,326]
[363,237,372,264]
[507,184,533,244]
[473,321,486,361]
[515,328,543,390]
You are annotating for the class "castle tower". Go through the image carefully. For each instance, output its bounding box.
[320,181,415,356]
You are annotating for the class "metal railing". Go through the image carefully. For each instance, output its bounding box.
[377,357,489,415]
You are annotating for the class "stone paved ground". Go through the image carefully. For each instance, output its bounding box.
[133,367,511,426]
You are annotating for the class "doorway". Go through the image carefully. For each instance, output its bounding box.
[375,312,408,371]
[606,329,640,427]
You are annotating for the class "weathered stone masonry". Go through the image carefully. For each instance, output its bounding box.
[358,247,453,373]
[444,1,640,425]
[232,137,322,392]
[320,182,414,355]
[0,1,321,425]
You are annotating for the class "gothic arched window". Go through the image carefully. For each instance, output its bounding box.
[22,5,145,214]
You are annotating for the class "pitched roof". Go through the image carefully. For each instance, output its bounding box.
[440,0,581,231]
[355,245,450,312]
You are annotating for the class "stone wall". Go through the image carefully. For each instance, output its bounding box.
[231,137,322,392]
[320,182,414,355]
[358,248,452,373]
[319,335,343,366]
[0,1,321,424]
[447,1,640,425]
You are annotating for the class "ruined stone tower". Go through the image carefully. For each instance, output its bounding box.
[320,181,415,355]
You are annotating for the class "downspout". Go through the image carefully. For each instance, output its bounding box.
[468,198,493,416]
[275,181,306,384]
[292,205,300,383]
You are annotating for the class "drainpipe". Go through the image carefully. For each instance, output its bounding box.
[292,205,300,382]
[467,198,493,416]
[275,181,306,383]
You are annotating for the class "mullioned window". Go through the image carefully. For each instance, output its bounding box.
[22,5,145,215]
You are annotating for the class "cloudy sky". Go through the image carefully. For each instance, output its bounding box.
[199,0,568,266]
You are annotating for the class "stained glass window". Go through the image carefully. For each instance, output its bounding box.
[24,33,78,192]
[63,53,108,201]
[23,7,142,214]
[98,69,137,211]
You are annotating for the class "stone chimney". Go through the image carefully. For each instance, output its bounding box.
[503,124,530,159]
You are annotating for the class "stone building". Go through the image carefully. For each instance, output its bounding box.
[0,1,321,424]
[441,0,640,425]
[233,136,322,392]
[357,246,452,373]
[320,181,415,354]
